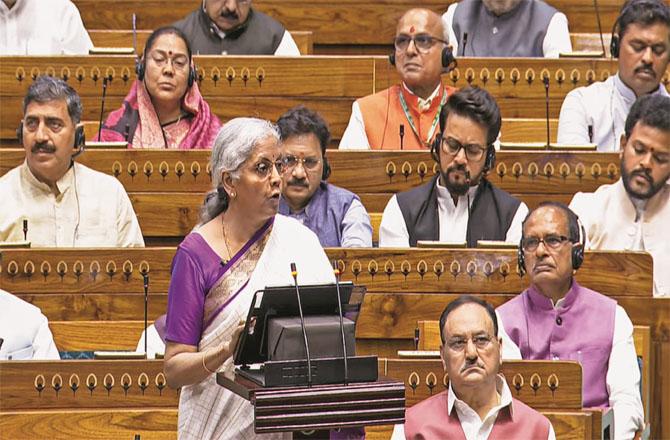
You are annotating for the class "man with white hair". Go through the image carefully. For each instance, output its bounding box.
[442,0,572,58]
[339,8,457,150]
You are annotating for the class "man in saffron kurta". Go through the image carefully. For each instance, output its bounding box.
[497,203,644,440]
[392,295,554,439]
[339,8,457,150]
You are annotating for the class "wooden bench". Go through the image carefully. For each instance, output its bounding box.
[0,149,622,244]
[71,0,628,46]
[88,29,314,55]
[3,56,668,141]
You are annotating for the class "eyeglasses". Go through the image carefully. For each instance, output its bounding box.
[252,158,285,179]
[393,34,448,52]
[441,137,487,161]
[282,154,321,172]
[521,234,572,252]
[446,334,494,352]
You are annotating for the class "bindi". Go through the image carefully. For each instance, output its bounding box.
[409,25,415,33]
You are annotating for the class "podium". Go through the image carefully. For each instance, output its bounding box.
[217,371,406,434]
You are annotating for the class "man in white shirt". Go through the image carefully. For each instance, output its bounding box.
[570,94,670,297]
[498,202,644,440]
[557,0,670,151]
[0,75,145,247]
[0,0,93,55]
[0,289,60,360]
[380,87,527,247]
[174,0,300,55]
[442,0,572,58]
[393,295,555,440]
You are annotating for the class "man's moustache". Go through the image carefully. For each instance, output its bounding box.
[31,143,56,153]
[287,180,309,188]
[221,11,239,19]
[635,65,655,77]
[460,361,484,373]
[631,169,652,183]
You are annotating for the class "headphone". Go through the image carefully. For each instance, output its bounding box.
[610,0,666,58]
[430,133,496,172]
[389,45,456,70]
[322,156,331,181]
[135,55,196,87]
[517,216,586,277]
[17,121,86,158]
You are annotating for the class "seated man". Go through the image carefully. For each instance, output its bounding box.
[277,106,372,247]
[570,94,670,297]
[0,0,93,55]
[379,87,527,247]
[339,8,457,150]
[557,0,670,150]
[0,288,60,360]
[393,295,554,439]
[497,202,644,439]
[97,26,222,148]
[0,75,144,247]
[174,0,300,55]
[442,0,571,57]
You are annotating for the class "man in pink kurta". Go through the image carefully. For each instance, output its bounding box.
[393,296,554,440]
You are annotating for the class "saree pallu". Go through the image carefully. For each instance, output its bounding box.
[177,215,335,439]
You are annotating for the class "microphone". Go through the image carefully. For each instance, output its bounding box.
[592,0,607,57]
[465,169,472,246]
[461,32,469,57]
[588,125,594,143]
[97,77,108,141]
[543,76,551,148]
[143,273,149,358]
[124,123,130,142]
[413,325,420,350]
[132,13,138,56]
[290,263,312,386]
[22,219,28,241]
[0,338,4,350]
[332,260,349,385]
[399,124,405,150]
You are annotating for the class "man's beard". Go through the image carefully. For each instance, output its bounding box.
[440,163,473,196]
[621,160,667,200]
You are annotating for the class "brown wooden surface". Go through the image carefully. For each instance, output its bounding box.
[71,0,631,40]
[0,409,178,440]
[634,325,652,423]
[50,321,149,351]
[88,29,314,55]
[0,360,178,410]
[3,56,670,140]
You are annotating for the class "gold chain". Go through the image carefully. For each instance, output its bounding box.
[221,215,234,263]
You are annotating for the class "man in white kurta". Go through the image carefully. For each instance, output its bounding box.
[557,1,670,151]
[0,0,93,55]
[570,94,670,297]
[0,289,60,360]
[0,75,144,247]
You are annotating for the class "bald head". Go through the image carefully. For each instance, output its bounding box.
[397,8,447,43]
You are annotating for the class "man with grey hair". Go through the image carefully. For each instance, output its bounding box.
[340,8,457,150]
[0,75,144,247]
[442,0,572,58]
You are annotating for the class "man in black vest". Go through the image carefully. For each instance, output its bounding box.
[173,0,300,55]
[379,87,528,247]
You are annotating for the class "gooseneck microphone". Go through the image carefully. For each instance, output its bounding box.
[461,32,469,57]
[543,76,551,148]
[132,13,138,56]
[143,273,149,358]
[332,261,349,385]
[290,263,312,386]
[22,219,28,241]
[97,77,108,141]
[399,124,405,150]
[593,0,607,57]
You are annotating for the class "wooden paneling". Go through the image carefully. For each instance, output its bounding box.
[71,0,629,39]
[0,409,178,440]
[51,321,149,351]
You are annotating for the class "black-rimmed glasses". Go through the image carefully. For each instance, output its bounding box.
[393,34,448,52]
[441,137,487,161]
[521,234,572,252]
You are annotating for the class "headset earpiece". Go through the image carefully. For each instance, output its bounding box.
[389,52,396,66]
[442,46,456,69]
[484,145,496,172]
[431,133,441,163]
[322,155,331,180]
[72,125,86,157]
[16,121,23,145]
[135,57,145,81]
[517,237,526,277]
[572,222,586,270]
[188,62,196,87]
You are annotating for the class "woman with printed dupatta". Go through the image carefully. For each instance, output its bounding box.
[163,118,334,439]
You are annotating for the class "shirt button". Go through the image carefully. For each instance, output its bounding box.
[556,316,563,326]
[552,355,559,361]
[492,27,498,34]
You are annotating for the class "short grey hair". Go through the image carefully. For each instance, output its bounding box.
[201,117,281,223]
[23,75,83,124]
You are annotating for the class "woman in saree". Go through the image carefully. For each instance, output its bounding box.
[163,117,335,439]
[97,26,221,148]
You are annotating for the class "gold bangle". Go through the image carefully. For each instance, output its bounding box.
[202,350,217,375]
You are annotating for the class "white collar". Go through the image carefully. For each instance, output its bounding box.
[20,160,76,196]
[402,82,442,111]
[448,375,512,419]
